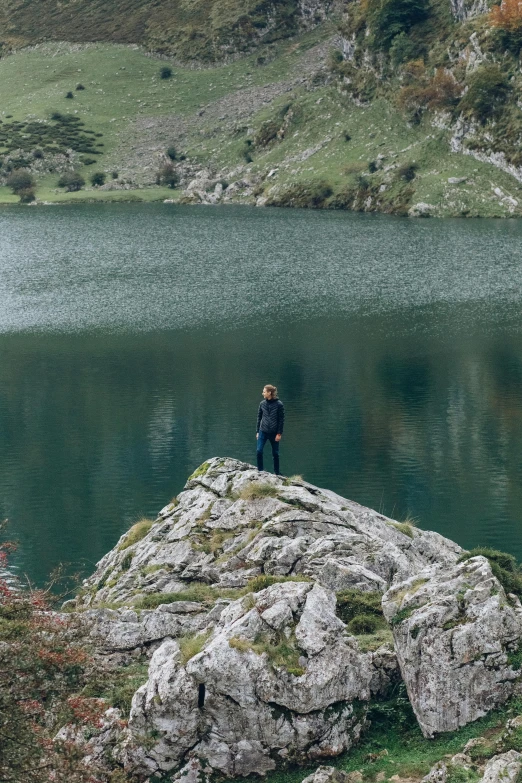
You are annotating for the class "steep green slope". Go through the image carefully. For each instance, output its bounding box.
[0,0,331,61]
[0,32,521,215]
[1,0,522,215]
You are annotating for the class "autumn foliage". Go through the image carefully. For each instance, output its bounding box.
[491,0,522,32]
[0,529,130,782]
[398,68,463,121]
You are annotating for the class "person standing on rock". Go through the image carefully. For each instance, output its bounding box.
[256,384,284,475]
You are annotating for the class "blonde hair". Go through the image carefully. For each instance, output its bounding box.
[264,384,278,399]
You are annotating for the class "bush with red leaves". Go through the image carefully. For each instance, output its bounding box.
[0,525,132,783]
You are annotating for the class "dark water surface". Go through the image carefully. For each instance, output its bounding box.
[1,203,522,585]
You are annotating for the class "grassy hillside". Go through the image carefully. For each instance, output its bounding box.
[1,0,522,215]
[0,32,521,215]
[0,0,331,61]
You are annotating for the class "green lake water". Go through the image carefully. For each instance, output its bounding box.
[1,203,522,586]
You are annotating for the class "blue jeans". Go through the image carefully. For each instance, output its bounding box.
[256,431,280,475]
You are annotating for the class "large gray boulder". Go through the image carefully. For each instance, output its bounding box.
[126,581,375,777]
[78,458,462,610]
[382,556,522,737]
[67,458,522,779]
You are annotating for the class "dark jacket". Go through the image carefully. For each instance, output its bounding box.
[257,398,285,435]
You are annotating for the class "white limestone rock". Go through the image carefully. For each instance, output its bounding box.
[78,458,462,610]
[126,581,374,777]
[301,767,353,783]
[84,604,211,651]
[382,556,522,737]
[480,751,522,783]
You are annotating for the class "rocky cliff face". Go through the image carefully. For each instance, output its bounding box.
[67,458,522,780]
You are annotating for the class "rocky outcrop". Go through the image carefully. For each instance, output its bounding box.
[126,580,382,777]
[78,458,462,610]
[382,556,522,737]
[449,0,488,20]
[69,458,522,779]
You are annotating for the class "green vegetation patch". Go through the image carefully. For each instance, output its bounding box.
[390,605,416,626]
[390,521,415,538]
[232,688,522,783]
[118,518,154,551]
[336,589,388,640]
[189,461,211,480]
[82,659,150,717]
[0,114,102,163]
[507,642,522,672]
[353,628,394,652]
[135,583,219,608]
[120,551,134,571]
[266,179,333,209]
[336,589,384,625]
[244,574,311,593]
[229,630,305,676]
[239,482,279,500]
[135,574,310,609]
[179,631,211,664]
[193,527,236,554]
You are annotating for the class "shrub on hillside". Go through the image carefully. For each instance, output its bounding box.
[155,163,179,189]
[57,171,85,191]
[65,91,74,99]
[6,168,35,195]
[242,140,253,162]
[167,146,178,160]
[491,0,522,52]
[266,180,333,208]
[398,69,462,121]
[389,31,419,65]
[90,171,106,186]
[160,66,172,79]
[18,187,36,203]
[75,83,85,90]
[366,0,429,50]
[459,64,511,122]
[396,162,418,181]
[254,120,280,147]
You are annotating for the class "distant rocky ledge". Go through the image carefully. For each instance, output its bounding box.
[66,458,522,781]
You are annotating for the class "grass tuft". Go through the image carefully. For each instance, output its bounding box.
[243,574,311,594]
[229,631,305,676]
[239,482,279,500]
[179,631,211,665]
[390,521,415,538]
[118,518,154,551]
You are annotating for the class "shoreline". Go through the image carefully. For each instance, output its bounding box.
[0,188,520,217]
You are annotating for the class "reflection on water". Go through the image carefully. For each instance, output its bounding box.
[0,204,522,584]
